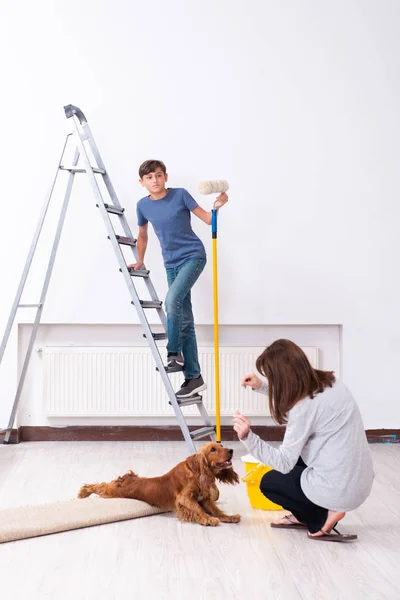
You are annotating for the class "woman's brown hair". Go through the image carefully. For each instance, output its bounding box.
[255,339,335,425]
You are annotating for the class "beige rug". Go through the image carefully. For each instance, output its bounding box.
[0,497,168,544]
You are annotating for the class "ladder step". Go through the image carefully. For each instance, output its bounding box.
[166,364,184,373]
[156,364,184,373]
[121,267,150,278]
[18,303,42,308]
[127,267,150,278]
[115,235,136,246]
[104,204,125,215]
[143,333,168,341]
[170,395,203,407]
[60,165,105,174]
[190,426,215,441]
[139,300,162,308]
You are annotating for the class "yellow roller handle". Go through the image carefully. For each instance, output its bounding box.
[211,207,221,442]
[212,235,221,442]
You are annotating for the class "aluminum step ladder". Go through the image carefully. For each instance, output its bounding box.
[0,104,215,452]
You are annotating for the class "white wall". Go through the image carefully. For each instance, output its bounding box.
[0,0,399,428]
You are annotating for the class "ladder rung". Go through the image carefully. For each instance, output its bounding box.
[18,304,42,308]
[120,267,150,278]
[139,300,162,308]
[127,267,150,278]
[166,364,184,373]
[156,364,184,373]
[115,235,136,246]
[190,426,215,441]
[143,333,168,341]
[171,395,203,407]
[60,165,105,174]
[104,204,125,215]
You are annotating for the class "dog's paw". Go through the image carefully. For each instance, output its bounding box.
[219,513,241,523]
[227,514,241,523]
[77,485,91,499]
[204,517,220,527]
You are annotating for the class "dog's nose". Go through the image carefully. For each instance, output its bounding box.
[228,449,233,456]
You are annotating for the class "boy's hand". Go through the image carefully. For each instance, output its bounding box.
[233,410,251,441]
[214,192,228,210]
[128,262,144,271]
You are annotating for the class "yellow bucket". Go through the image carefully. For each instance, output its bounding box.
[241,454,283,510]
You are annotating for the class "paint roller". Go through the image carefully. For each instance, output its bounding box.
[198,180,229,196]
[198,179,229,443]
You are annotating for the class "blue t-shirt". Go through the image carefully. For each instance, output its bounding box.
[136,187,206,268]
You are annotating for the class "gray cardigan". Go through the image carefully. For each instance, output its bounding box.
[241,379,374,511]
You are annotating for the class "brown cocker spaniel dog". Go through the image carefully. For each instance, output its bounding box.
[78,442,241,526]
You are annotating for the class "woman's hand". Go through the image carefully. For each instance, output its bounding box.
[241,372,262,390]
[233,410,251,441]
[214,192,228,210]
[128,262,144,271]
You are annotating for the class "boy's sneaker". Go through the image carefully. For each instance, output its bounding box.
[176,375,207,398]
[167,352,184,370]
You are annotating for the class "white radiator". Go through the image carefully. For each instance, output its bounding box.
[43,346,319,417]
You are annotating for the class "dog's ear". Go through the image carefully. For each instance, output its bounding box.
[186,452,215,489]
[215,468,240,485]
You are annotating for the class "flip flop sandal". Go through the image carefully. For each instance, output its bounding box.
[271,514,307,530]
[308,526,358,542]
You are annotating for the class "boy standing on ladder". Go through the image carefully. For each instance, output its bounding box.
[129,160,228,398]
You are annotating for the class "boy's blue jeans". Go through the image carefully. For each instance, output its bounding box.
[165,258,206,379]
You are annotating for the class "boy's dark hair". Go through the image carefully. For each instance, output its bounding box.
[256,339,335,425]
[139,160,166,179]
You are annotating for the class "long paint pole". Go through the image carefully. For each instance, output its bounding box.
[212,207,221,442]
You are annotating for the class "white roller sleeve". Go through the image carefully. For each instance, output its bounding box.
[198,180,229,195]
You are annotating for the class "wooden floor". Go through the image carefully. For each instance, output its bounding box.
[0,441,399,600]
